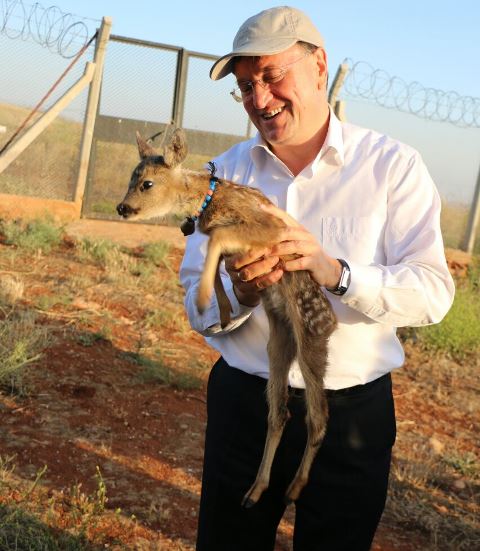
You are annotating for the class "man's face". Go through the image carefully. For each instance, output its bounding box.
[233,45,328,150]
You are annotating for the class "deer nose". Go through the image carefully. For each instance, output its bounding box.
[117,203,133,218]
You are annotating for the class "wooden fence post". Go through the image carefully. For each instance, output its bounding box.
[328,62,349,121]
[172,48,189,128]
[74,16,112,206]
[462,164,480,254]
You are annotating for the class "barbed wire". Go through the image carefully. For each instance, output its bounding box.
[341,59,480,129]
[1,0,99,58]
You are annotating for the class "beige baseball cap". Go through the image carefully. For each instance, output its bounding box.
[210,6,325,81]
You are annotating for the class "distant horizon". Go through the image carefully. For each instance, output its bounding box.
[0,95,476,208]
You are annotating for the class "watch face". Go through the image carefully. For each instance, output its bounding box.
[336,260,351,295]
[340,269,351,289]
[327,259,350,295]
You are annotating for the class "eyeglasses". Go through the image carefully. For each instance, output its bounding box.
[230,51,311,103]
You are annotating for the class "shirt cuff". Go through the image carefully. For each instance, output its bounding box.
[340,260,383,313]
[201,282,258,335]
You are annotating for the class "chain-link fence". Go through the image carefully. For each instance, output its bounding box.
[0,2,97,201]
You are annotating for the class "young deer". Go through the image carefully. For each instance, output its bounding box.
[117,128,337,507]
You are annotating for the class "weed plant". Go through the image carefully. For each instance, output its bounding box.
[77,238,119,267]
[0,217,63,253]
[0,458,110,550]
[0,505,94,551]
[0,306,50,394]
[77,238,165,286]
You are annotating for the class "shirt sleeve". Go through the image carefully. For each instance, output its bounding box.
[341,152,455,327]
[179,217,256,336]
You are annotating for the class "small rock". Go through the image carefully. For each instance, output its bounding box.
[453,479,466,490]
[429,436,444,455]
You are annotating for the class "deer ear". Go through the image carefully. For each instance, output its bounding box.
[136,131,157,160]
[163,128,188,168]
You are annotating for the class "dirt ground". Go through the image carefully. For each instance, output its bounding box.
[0,218,477,550]
[65,219,186,250]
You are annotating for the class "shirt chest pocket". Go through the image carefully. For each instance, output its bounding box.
[321,216,385,264]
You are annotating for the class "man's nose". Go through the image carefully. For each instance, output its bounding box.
[251,82,273,109]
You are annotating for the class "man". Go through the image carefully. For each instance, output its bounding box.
[180,6,455,550]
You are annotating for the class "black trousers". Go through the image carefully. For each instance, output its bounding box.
[196,357,396,551]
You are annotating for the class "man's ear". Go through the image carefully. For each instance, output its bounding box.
[136,131,158,160]
[163,128,188,168]
[314,47,328,90]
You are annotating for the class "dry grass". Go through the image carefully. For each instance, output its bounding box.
[0,102,82,201]
[385,326,480,550]
[440,200,479,254]
[0,274,24,304]
[0,457,138,549]
[0,217,478,550]
[0,307,50,395]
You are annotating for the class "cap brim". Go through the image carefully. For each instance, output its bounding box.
[209,38,299,80]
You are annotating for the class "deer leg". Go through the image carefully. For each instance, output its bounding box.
[197,228,252,316]
[242,308,296,508]
[285,339,329,503]
[196,236,222,314]
[214,259,233,328]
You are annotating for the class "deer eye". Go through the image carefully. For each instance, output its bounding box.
[141,180,154,192]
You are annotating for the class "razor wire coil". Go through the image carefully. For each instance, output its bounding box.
[342,59,480,128]
[1,0,98,58]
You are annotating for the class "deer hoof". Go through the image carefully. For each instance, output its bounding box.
[241,496,256,509]
[241,485,262,509]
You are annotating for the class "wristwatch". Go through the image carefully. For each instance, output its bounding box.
[326,259,351,296]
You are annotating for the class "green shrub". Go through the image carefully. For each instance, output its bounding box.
[1,218,63,253]
[140,241,170,267]
[0,504,91,550]
[78,238,119,267]
[415,259,480,359]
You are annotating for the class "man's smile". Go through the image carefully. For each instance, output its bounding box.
[261,106,285,120]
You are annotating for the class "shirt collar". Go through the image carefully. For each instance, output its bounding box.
[249,105,345,172]
[317,106,345,167]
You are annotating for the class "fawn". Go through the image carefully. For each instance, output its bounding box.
[117,128,337,507]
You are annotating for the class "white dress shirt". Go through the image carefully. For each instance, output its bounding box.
[179,110,455,390]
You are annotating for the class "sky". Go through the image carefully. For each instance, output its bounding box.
[2,0,480,203]
[44,0,480,99]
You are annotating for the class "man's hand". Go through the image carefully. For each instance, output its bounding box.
[261,204,342,289]
[224,247,283,307]
[224,204,342,307]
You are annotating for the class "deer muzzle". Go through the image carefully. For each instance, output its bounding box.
[116,203,139,218]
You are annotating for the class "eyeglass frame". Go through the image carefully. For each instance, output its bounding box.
[229,50,313,103]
